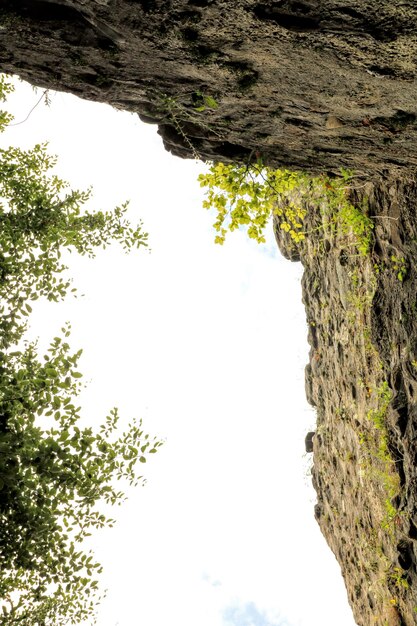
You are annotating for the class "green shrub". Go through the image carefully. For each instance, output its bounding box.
[199,161,373,254]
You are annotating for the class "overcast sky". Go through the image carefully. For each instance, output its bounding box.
[2,78,356,626]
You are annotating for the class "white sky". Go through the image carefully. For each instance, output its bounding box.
[2,79,356,626]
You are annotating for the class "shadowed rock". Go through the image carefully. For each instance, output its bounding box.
[305,430,315,453]
[1,1,417,172]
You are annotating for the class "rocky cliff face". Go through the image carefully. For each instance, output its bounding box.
[2,0,417,172]
[274,175,417,625]
[2,2,417,624]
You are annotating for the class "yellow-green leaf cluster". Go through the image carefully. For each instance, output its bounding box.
[274,202,307,243]
[199,162,374,257]
[331,183,374,255]
[198,162,306,244]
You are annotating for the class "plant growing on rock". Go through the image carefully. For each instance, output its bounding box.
[390,255,408,282]
[199,161,374,254]
[359,381,402,531]
[198,160,308,244]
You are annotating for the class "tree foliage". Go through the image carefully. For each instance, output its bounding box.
[0,77,162,625]
[0,139,148,348]
[198,161,307,244]
[198,161,373,255]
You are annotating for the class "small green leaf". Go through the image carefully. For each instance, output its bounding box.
[203,95,218,109]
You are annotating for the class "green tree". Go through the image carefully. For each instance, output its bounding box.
[0,77,162,624]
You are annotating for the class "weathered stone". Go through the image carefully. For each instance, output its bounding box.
[2,1,417,172]
[305,430,315,453]
[281,173,417,626]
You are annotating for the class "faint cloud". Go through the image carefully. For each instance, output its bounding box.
[259,237,279,260]
[202,571,222,588]
[223,601,292,626]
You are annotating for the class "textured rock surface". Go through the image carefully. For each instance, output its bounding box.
[3,2,417,624]
[274,176,417,625]
[2,1,417,172]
